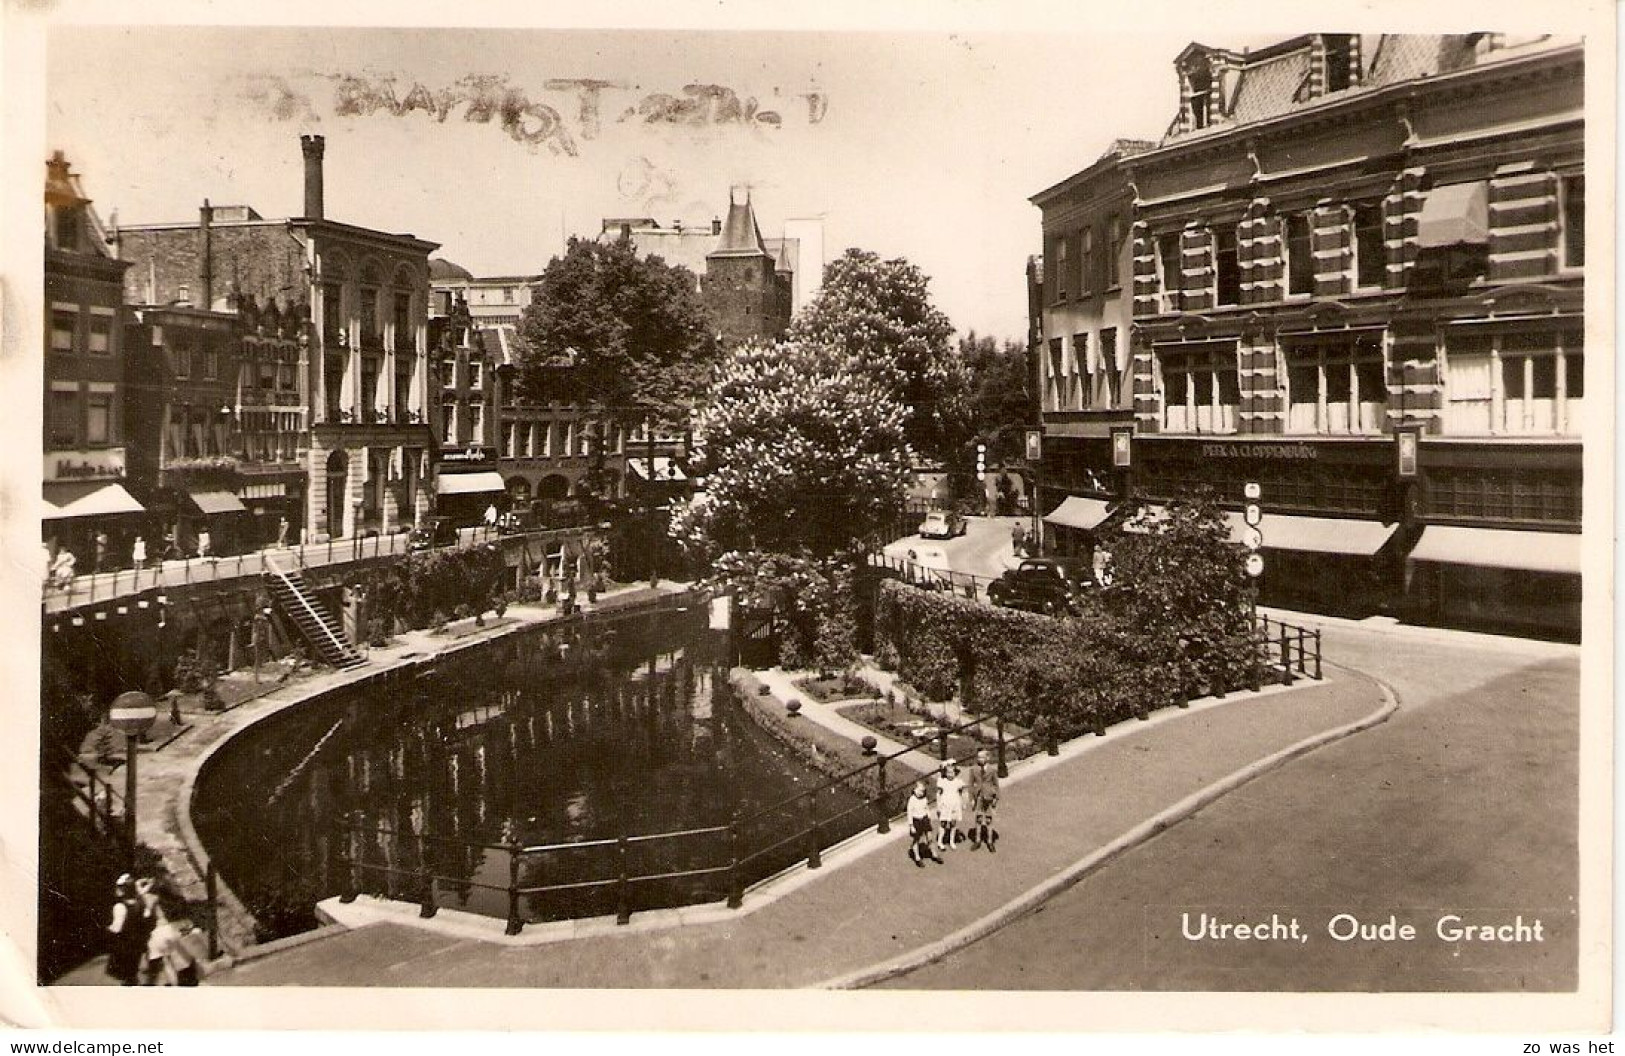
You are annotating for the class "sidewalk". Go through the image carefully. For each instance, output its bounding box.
[202,666,1391,989]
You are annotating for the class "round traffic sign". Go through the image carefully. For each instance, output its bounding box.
[1242,526,1264,550]
[1244,553,1265,578]
[1244,482,1262,501]
[107,691,158,735]
[1244,503,1262,526]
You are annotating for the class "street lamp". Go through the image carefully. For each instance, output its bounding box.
[108,690,158,868]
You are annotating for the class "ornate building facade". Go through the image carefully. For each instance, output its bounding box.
[1031,34,1584,635]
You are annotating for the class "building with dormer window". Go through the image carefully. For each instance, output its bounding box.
[1030,34,1584,636]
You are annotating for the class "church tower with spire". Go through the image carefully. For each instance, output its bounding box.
[702,189,792,348]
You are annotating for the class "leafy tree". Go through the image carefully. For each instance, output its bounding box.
[959,331,1032,464]
[670,339,912,562]
[787,249,970,464]
[1098,490,1256,690]
[515,235,718,414]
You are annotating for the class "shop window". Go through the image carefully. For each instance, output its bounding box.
[1214,227,1240,306]
[50,305,77,352]
[1445,328,1582,436]
[49,389,78,448]
[1158,345,1239,434]
[1282,332,1385,434]
[1354,203,1386,288]
[87,314,112,355]
[1561,175,1584,270]
[1285,213,1314,296]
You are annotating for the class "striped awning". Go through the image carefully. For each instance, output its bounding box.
[1043,496,1113,531]
[188,490,247,515]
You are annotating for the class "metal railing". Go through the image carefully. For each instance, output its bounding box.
[42,524,586,614]
[1253,613,1323,684]
[332,707,1056,933]
[867,553,998,602]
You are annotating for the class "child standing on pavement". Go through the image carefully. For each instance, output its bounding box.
[935,762,966,851]
[967,748,1001,852]
[906,781,943,867]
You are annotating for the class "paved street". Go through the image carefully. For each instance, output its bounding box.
[882,515,1026,584]
[885,619,1580,991]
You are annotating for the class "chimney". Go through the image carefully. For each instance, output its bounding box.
[301,134,325,219]
[711,216,722,235]
[197,199,214,310]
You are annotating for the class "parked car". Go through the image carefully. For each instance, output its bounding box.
[407,516,460,552]
[987,557,1092,616]
[881,540,951,572]
[918,509,966,539]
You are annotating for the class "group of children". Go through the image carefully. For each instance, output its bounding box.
[905,747,1000,867]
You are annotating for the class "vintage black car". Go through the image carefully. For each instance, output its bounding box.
[986,557,1092,616]
[407,516,460,552]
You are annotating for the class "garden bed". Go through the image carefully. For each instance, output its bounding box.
[836,698,1036,763]
[792,672,881,704]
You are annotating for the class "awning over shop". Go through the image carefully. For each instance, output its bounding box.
[188,490,247,515]
[438,471,507,496]
[627,457,687,481]
[240,482,287,500]
[1409,525,1581,575]
[1259,514,1395,556]
[43,481,145,521]
[1417,181,1489,248]
[1043,496,1113,531]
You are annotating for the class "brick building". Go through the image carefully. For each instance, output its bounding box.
[1030,34,1584,635]
[117,136,439,542]
[702,192,794,348]
[43,152,141,571]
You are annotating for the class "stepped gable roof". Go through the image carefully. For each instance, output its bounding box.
[708,193,771,259]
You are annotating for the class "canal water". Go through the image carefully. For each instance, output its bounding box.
[193,603,868,940]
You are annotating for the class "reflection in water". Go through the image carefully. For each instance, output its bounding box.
[194,607,865,939]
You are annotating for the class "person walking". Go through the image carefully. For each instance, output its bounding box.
[906,781,943,867]
[484,503,499,535]
[935,761,967,852]
[104,874,147,986]
[93,530,109,573]
[41,542,53,588]
[131,535,147,570]
[276,515,290,548]
[196,528,212,560]
[967,748,1000,852]
[50,545,77,589]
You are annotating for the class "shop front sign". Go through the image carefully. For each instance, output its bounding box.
[45,447,126,483]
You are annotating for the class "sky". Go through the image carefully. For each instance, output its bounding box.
[41,22,1264,341]
[43,21,1418,341]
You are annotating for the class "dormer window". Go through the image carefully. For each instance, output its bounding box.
[1323,34,1354,93]
[1188,64,1213,128]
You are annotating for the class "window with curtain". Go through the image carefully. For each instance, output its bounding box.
[1158,234,1182,312]
[1158,345,1239,434]
[1282,332,1386,434]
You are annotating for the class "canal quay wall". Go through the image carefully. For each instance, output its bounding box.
[136,581,696,963]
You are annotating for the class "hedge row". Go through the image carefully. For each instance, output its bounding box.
[872,579,1258,740]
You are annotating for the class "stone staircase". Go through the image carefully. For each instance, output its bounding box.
[262,564,365,670]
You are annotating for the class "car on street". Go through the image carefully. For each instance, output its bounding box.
[987,557,1093,616]
[497,507,543,535]
[918,510,966,539]
[407,516,460,552]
